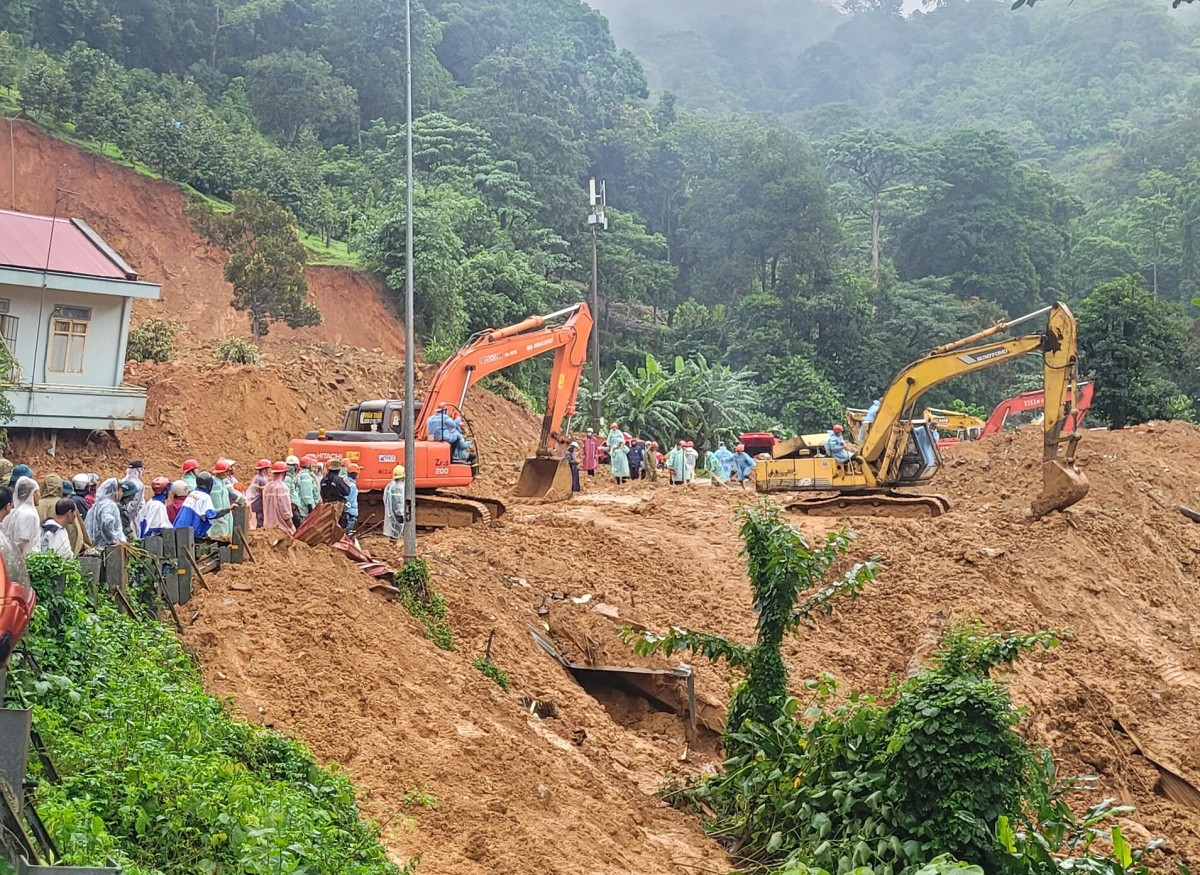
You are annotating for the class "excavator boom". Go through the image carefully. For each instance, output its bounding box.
[760,303,1089,518]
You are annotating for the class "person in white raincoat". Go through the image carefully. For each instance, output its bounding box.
[383,465,406,540]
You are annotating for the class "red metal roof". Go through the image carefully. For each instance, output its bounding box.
[0,209,135,280]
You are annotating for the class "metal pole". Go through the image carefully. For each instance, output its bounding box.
[590,223,601,427]
[402,0,417,558]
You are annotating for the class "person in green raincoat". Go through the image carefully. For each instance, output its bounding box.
[704,447,728,486]
[667,441,687,485]
[606,422,631,483]
[208,459,234,541]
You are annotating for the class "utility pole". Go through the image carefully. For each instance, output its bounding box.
[402,0,417,558]
[586,178,607,427]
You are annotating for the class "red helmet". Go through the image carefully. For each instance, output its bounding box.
[302,454,318,465]
[270,461,288,473]
[213,459,231,474]
[255,458,271,469]
[833,424,844,434]
[182,459,199,473]
[151,476,171,492]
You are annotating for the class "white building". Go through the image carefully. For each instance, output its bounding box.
[0,208,160,430]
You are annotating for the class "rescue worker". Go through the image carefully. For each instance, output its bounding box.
[427,403,471,461]
[0,459,13,486]
[645,442,659,482]
[137,478,173,538]
[607,423,630,483]
[246,459,270,528]
[36,474,64,522]
[667,441,687,486]
[320,459,351,528]
[85,478,126,549]
[705,446,728,485]
[628,440,645,481]
[344,464,360,536]
[181,459,199,493]
[117,481,141,539]
[166,481,188,524]
[284,454,302,525]
[4,477,40,560]
[715,440,735,480]
[683,441,699,484]
[383,464,406,540]
[567,441,581,493]
[209,460,235,542]
[297,456,319,520]
[732,443,757,490]
[173,473,231,539]
[124,460,146,523]
[262,462,295,534]
[824,424,854,464]
[859,398,882,444]
[40,498,76,559]
[582,428,600,477]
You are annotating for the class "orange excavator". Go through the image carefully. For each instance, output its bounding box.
[289,302,592,528]
[980,382,1094,437]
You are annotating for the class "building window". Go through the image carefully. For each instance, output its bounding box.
[0,315,19,381]
[48,306,91,375]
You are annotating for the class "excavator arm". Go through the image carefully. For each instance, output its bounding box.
[862,303,1086,516]
[418,303,592,455]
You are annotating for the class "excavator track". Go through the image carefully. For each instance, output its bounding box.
[355,491,507,530]
[784,492,950,519]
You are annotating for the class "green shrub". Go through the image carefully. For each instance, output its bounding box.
[471,657,510,691]
[215,336,263,365]
[126,317,183,363]
[397,559,453,651]
[13,552,407,874]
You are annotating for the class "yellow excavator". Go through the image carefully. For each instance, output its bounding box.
[756,302,1089,518]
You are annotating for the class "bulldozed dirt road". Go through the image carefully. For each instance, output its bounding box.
[189,424,1200,874]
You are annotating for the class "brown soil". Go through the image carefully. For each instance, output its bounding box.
[0,120,405,355]
[191,424,1200,874]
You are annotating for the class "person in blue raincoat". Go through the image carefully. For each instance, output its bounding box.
[858,398,881,444]
[732,443,757,491]
[714,441,735,479]
[606,423,631,483]
[173,473,231,539]
[427,403,471,461]
[824,424,854,464]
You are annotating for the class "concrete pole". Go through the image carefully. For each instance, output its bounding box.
[402,0,417,558]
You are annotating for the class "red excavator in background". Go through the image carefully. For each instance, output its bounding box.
[980,381,1094,437]
[289,302,592,528]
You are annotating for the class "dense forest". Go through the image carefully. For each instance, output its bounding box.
[1,0,1198,435]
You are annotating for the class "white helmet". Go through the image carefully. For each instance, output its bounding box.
[285,454,300,466]
[72,474,89,491]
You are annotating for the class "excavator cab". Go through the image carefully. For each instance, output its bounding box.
[894,421,942,485]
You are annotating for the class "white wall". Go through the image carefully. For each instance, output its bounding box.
[0,282,127,388]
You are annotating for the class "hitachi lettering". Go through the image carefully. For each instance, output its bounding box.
[958,347,1010,365]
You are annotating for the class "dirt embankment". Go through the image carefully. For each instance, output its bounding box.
[0,120,404,355]
[185,422,1200,873]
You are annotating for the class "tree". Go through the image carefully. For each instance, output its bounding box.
[188,189,321,339]
[1133,170,1178,294]
[16,50,72,122]
[75,71,130,150]
[828,128,918,285]
[244,50,358,145]
[1078,275,1193,428]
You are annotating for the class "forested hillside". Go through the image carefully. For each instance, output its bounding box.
[1,0,1198,435]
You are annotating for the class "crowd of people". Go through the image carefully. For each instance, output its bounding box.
[0,452,409,570]
[563,423,759,491]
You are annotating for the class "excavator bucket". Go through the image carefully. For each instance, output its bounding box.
[514,455,574,500]
[1032,459,1089,518]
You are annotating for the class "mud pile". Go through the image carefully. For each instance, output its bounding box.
[193,424,1200,872]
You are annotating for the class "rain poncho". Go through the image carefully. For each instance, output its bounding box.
[262,476,295,534]
[426,411,470,460]
[683,446,699,482]
[607,429,630,480]
[0,459,13,486]
[182,470,197,493]
[733,451,758,482]
[297,468,318,516]
[824,431,852,464]
[85,478,126,548]
[174,490,219,539]
[286,469,301,508]
[208,475,233,541]
[344,474,359,518]
[582,435,600,473]
[666,446,685,484]
[36,474,63,522]
[383,478,406,539]
[859,399,882,443]
[124,465,146,523]
[246,472,268,524]
[3,477,41,560]
[715,445,735,478]
[137,493,172,539]
[705,451,728,484]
